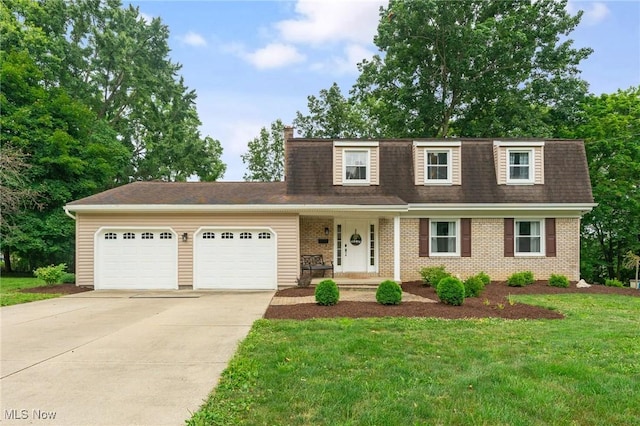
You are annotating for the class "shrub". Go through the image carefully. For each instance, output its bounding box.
[464,276,485,298]
[60,273,76,284]
[315,279,340,305]
[476,271,491,286]
[436,277,465,306]
[605,278,624,288]
[507,271,535,287]
[548,274,569,288]
[419,265,451,287]
[33,263,67,286]
[376,280,402,305]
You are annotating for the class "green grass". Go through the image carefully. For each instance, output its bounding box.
[0,277,63,306]
[188,294,640,425]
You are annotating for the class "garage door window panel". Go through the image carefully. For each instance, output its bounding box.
[123,232,135,239]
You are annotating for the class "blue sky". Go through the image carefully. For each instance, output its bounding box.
[130,1,640,181]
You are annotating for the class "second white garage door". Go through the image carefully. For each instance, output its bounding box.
[194,228,276,290]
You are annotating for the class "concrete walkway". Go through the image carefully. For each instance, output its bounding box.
[0,290,274,425]
[271,289,437,305]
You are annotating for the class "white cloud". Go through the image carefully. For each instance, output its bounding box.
[242,43,306,70]
[138,12,153,23]
[566,1,610,26]
[311,43,375,75]
[179,31,208,47]
[276,0,385,45]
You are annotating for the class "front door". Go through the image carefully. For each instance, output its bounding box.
[339,220,369,272]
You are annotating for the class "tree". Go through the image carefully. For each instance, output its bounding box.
[293,83,375,138]
[568,87,640,282]
[241,120,285,182]
[353,0,591,138]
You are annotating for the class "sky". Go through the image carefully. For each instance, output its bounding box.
[129,0,640,181]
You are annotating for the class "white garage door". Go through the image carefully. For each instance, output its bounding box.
[194,228,276,290]
[95,229,178,290]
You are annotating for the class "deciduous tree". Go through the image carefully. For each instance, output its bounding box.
[241,120,285,182]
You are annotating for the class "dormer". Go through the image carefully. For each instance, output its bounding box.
[333,141,379,186]
[413,141,462,186]
[493,141,545,185]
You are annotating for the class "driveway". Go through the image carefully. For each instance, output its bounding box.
[0,290,274,425]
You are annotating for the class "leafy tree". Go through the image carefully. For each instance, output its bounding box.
[241,120,286,182]
[353,0,591,138]
[293,83,375,138]
[568,87,640,282]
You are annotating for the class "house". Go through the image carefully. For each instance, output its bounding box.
[64,129,595,290]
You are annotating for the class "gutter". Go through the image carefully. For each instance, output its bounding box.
[63,207,76,220]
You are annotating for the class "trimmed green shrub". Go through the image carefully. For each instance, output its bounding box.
[33,263,67,286]
[464,276,485,298]
[61,273,76,284]
[605,278,624,288]
[507,271,535,287]
[419,265,451,287]
[548,274,569,288]
[376,280,402,305]
[436,277,465,306]
[476,271,491,286]
[315,279,340,305]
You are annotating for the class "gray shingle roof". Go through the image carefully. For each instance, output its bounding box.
[68,138,593,207]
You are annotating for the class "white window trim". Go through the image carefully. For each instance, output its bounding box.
[424,148,452,184]
[429,219,460,257]
[342,148,370,185]
[506,148,535,184]
[514,219,545,256]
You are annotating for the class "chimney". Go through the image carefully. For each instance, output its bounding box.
[283,126,294,181]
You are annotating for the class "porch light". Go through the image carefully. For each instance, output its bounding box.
[182,233,188,242]
[324,227,330,236]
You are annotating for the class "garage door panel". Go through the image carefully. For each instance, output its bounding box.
[195,229,276,290]
[96,230,177,290]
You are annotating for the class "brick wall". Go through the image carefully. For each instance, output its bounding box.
[400,217,581,281]
[300,217,334,264]
[379,218,394,276]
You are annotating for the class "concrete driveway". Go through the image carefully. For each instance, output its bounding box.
[0,290,274,425]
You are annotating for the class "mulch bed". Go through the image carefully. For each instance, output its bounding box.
[20,284,93,295]
[265,280,639,320]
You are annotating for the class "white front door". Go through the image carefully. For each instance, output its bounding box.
[339,220,370,272]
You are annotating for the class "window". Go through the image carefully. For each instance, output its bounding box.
[240,232,252,239]
[369,224,375,266]
[430,220,458,255]
[160,232,172,239]
[221,232,233,239]
[425,150,451,183]
[336,224,342,266]
[141,232,154,240]
[343,150,369,183]
[258,232,271,239]
[515,220,543,255]
[508,149,534,183]
[123,232,135,240]
[104,232,117,240]
[202,232,215,239]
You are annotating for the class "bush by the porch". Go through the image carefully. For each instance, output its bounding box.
[376,280,402,305]
[315,279,339,305]
[436,277,465,306]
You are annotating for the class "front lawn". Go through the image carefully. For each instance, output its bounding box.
[188,294,640,425]
[0,277,62,306]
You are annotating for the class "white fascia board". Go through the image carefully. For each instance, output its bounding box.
[406,203,596,217]
[334,141,379,147]
[64,203,409,214]
[413,141,461,147]
[493,140,545,147]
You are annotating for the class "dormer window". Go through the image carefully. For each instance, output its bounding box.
[507,149,534,184]
[333,141,379,186]
[426,150,451,183]
[343,150,369,184]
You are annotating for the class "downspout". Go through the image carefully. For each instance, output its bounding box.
[64,207,76,220]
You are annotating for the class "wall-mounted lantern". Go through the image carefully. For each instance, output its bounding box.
[182,233,188,242]
[324,227,330,236]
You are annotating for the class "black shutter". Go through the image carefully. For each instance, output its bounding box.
[461,218,471,257]
[546,218,556,257]
[419,218,429,257]
[504,218,514,257]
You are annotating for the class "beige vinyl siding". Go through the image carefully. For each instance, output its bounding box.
[414,146,461,185]
[333,146,379,186]
[496,145,544,185]
[75,213,299,288]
